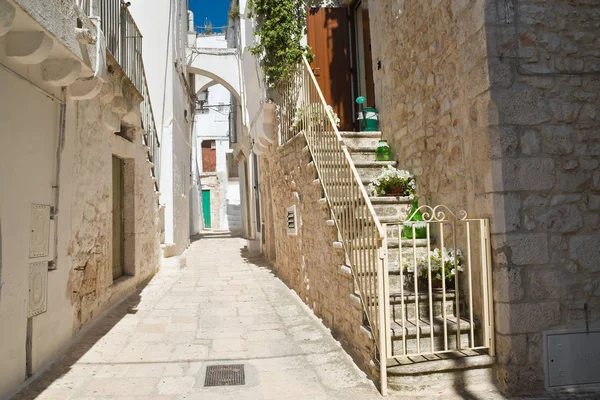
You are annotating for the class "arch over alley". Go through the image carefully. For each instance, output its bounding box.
[187,47,241,103]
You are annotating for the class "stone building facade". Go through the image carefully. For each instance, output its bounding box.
[0,0,160,397]
[370,0,600,393]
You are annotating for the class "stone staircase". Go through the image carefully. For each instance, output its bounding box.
[336,131,495,393]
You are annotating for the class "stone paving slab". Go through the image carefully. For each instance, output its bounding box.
[11,235,600,399]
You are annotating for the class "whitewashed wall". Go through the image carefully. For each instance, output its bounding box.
[129,0,196,255]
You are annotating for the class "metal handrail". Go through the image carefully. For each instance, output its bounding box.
[279,55,389,393]
[141,65,160,191]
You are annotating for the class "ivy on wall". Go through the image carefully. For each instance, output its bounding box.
[247,0,313,87]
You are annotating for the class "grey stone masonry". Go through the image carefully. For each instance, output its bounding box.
[370,0,600,395]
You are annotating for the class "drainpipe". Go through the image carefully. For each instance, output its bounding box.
[49,89,67,270]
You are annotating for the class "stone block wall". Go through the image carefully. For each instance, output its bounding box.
[484,0,600,393]
[260,134,378,379]
[68,65,161,331]
[370,0,495,214]
[370,0,600,394]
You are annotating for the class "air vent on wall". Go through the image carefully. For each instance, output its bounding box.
[286,205,297,236]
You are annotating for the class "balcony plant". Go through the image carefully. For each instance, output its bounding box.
[403,247,464,289]
[367,166,416,198]
[291,104,340,133]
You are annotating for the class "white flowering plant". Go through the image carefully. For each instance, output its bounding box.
[367,166,416,197]
[404,247,465,282]
[291,103,340,132]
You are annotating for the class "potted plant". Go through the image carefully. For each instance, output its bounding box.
[291,103,340,133]
[403,247,465,289]
[367,166,416,197]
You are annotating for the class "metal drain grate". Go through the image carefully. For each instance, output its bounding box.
[204,364,245,387]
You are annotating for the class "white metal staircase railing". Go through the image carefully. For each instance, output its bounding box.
[280,55,390,393]
[141,66,160,193]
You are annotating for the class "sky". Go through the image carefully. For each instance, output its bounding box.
[189,0,230,32]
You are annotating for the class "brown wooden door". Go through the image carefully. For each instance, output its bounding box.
[307,8,354,131]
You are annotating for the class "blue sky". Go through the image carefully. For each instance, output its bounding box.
[189,0,230,32]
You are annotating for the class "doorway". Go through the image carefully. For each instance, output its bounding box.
[352,0,375,107]
[307,7,355,131]
[202,190,212,229]
[112,156,124,280]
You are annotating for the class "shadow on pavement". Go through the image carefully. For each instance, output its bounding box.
[12,284,149,399]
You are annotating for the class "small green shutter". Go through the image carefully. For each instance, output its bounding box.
[202,190,211,228]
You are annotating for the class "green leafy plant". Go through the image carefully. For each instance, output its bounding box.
[404,248,465,282]
[247,0,313,87]
[229,4,240,20]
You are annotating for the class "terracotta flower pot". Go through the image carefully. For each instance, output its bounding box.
[387,185,405,196]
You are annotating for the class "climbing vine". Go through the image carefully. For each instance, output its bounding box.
[247,0,312,87]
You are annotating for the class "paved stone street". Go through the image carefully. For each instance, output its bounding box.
[13,234,384,400]
[17,233,600,400]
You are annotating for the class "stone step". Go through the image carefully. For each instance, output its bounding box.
[340,135,381,148]
[389,290,459,320]
[338,131,383,138]
[353,160,397,168]
[386,351,495,393]
[349,237,429,252]
[358,289,459,320]
[389,316,477,355]
[348,149,379,163]
[318,165,383,183]
[327,201,410,222]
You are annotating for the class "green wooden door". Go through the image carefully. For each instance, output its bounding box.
[202,190,211,228]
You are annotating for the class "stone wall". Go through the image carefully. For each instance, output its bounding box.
[261,134,378,379]
[370,0,495,217]
[68,64,161,331]
[200,172,225,230]
[370,0,600,394]
[484,0,600,393]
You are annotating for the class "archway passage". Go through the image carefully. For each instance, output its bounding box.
[187,48,241,103]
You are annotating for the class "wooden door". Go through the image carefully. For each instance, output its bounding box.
[307,8,354,131]
[112,156,124,280]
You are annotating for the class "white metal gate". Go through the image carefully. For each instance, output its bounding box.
[381,205,495,360]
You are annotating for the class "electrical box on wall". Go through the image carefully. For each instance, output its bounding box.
[28,261,48,317]
[29,204,51,258]
[286,205,297,236]
[545,329,600,390]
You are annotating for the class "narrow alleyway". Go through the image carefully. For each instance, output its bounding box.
[13,234,381,400]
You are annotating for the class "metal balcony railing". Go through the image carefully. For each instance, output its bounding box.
[99,0,143,94]
[76,0,160,191]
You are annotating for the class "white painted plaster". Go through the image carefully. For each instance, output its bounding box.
[128,0,196,255]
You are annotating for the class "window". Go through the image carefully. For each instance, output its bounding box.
[201,140,216,172]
